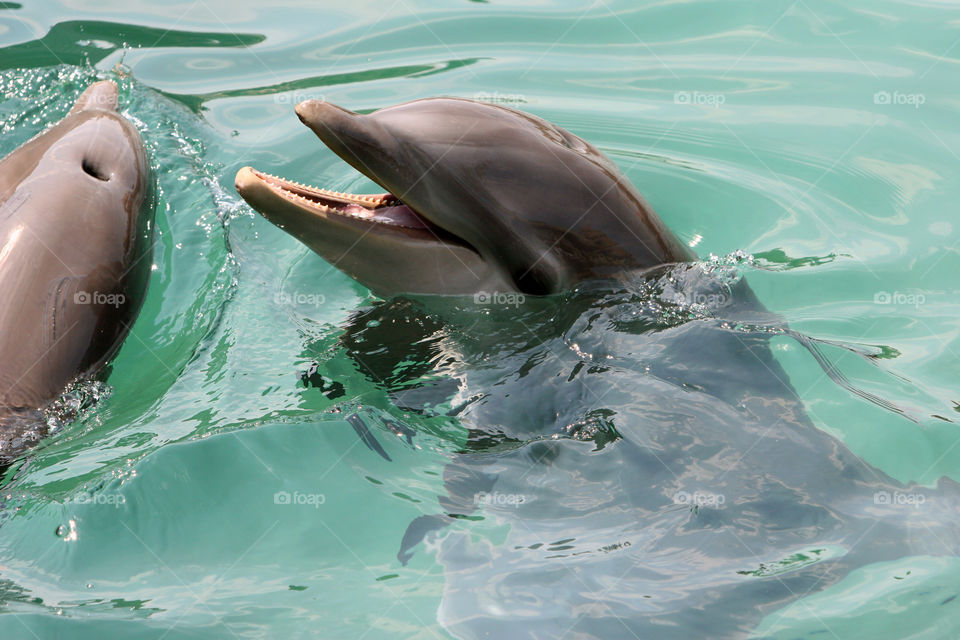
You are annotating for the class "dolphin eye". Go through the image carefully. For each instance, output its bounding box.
[512,266,554,296]
[82,158,110,182]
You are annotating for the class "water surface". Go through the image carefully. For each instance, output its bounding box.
[0,1,959,638]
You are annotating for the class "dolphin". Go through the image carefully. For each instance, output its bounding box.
[235,99,960,637]
[0,80,154,464]
[235,97,693,297]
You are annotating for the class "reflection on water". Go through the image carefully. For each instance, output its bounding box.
[0,21,263,70]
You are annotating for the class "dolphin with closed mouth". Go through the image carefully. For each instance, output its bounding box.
[0,80,154,464]
[235,97,693,297]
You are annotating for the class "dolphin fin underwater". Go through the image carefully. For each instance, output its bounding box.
[0,80,154,465]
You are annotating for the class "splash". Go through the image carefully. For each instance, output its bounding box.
[44,379,112,435]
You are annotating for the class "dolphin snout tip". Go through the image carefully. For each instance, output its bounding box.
[294,99,358,129]
[235,166,257,196]
[88,79,119,93]
[294,99,325,124]
[70,79,119,114]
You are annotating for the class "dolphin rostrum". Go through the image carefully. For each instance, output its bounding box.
[0,80,154,463]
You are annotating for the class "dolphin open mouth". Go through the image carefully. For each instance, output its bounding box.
[236,167,449,234]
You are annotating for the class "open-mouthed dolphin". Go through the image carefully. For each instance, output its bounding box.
[235,98,693,297]
[235,98,960,637]
[0,80,154,463]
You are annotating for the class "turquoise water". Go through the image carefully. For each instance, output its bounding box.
[1,0,959,638]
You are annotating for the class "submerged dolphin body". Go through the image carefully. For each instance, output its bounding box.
[0,80,154,463]
[236,99,960,637]
[331,289,960,638]
[235,98,693,296]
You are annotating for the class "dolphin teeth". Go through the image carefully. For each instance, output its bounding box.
[252,168,434,228]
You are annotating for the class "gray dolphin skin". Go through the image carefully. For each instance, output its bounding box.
[0,80,153,463]
[235,98,693,296]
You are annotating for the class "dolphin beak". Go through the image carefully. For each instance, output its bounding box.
[69,80,119,114]
[234,166,265,209]
[294,100,394,188]
[235,164,279,208]
[295,99,354,127]
[294,100,361,140]
[236,101,461,240]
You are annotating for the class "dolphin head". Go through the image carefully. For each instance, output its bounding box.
[236,98,692,297]
[0,79,154,410]
[0,80,151,259]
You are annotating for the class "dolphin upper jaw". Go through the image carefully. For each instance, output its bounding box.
[294,100,398,175]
